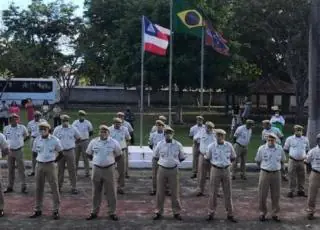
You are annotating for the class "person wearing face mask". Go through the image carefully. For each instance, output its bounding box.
[116,112,134,178]
[305,133,320,220]
[231,119,254,180]
[85,125,122,221]
[53,115,81,194]
[152,127,185,221]
[3,113,29,194]
[149,120,165,196]
[72,110,93,177]
[189,116,205,179]
[270,106,285,133]
[29,122,64,220]
[205,129,237,223]
[194,121,216,196]
[27,111,47,177]
[109,117,131,195]
[255,133,286,222]
[283,125,309,198]
[0,132,9,217]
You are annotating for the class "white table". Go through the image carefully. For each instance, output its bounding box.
[128,146,193,169]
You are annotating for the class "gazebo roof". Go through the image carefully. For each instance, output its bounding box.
[249,77,295,94]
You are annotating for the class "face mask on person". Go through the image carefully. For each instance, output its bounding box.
[100,130,109,139]
[79,116,85,121]
[295,131,303,137]
[63,121,69,127]
[275,112,280,117]
[267,139,276,148]
[165,133,173,140]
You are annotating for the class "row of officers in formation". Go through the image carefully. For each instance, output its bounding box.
[0,112,319,223]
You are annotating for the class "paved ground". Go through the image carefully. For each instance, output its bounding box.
[0,169,319,230]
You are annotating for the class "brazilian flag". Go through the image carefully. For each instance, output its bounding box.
[173,0,204,38]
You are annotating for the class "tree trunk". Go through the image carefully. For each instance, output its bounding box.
[62,88,70,109]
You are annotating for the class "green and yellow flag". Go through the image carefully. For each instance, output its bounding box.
[173,0,204,38]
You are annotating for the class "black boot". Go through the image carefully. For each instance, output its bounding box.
[29,211,42,218]
[86,213,98,220]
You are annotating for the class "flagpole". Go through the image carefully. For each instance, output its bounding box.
[200,25,204,111]
[168,0,173,126]
[140,16,145,148]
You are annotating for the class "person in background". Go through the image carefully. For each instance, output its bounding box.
[124,107,135,145]
[53,104,62,128]
[9,101,20,123]
[41,100,50,121]
[0,133,9,217]
[25,99,34,122]
[0,101,9,131]
[241,96,252,123]
[270,106,285,133]
[230,105,242,139]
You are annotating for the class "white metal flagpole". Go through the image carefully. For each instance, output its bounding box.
[200,25,205,110]
[140,16,145,148]
[168,0,173,126]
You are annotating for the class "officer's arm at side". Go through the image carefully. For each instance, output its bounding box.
[113,141,122,162]
[86,140,94,160]
[255,147,262,168]
[153,142,161,160]
[233,127,240,143]
[204,144,213,161]
[283,138,290,154]
[54,139,64,162]
[178,143,185,162]
[23,125,30,141]
[31,137,38,158]
[0,135,9,157]
[230,143,236,162]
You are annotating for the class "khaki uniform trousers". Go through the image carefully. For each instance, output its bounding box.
[35,162,60,212]
[151,158,170,193]
[75,140,90,175]
[155,166,181,215]
[197,154,210,193]
[31,138,37,173]
[231,143,248,177]
[306,170,320,215]
[258,170,281,216]
[7,148,26,189]
[192,143,200,174]
[117,151,125,189]
[288,158,305,193]
[208,165,233,216]
[0,177,4,210]
[123,148,129,177]
[58,149,77,190]
[91,164,117,215]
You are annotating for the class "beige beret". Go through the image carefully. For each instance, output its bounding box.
[164,126,174,133]
[205,121,215,128]
[262,120,270,124]
[39,122,51,129]
[196,115,204,120]
[117,112,125,116]
[294,125,304,130]
[60,114,70,120]
[113,117,122,123]
[34,111,42,116]
[9,113,19,118]
[246,119,254,124]
[156,120,165,126]
[159,116,167,121]
[78,110,87,115]
[268,133,278,139]
[99,125,109,130]
[271,105,280,111]
[215,129,226,135]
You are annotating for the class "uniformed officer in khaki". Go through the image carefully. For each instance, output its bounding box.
[189,116,205,179]
[117,112,133,178]
[153,127,185,221]
[30,122,64,220]
[86,125,122,221]
[3,113,28,194]
[231,119,254,180]
[150,115,167,133]
[27,111,47,176]
[283,125,309,198]
[194,121,216,196]
[305,133,320,220]
[149,120,165,195]
[72,110,93,177]
[109,117,131,194]
[255,133,286,222]
[205,129,237,223]
[53,115,81,194]
[0,133,10,217]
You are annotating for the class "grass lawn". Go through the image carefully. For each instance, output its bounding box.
[4,109,294,162]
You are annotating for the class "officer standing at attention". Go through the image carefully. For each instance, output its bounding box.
[149,120,165,196]
[255,133,286,222]
[53,115,81,194]
[304,133,320,220]
[205,129,237,222]
[283,125,309,198]
[153,127,185,221]
[0,133,10,217]
[3,113,28,194]
[109,117,131,194]
[193,121,216,196]
[189,116,205,179]
[72,110,93,177]
[117,112,133,178]
[231,119,254,180]
[86,125,122,221]
[27,111,47,177]
[30,122,63,220]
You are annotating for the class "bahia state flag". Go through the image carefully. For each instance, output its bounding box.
[142,16,170,56]
[205,20,230,56]
[173,0,204,38]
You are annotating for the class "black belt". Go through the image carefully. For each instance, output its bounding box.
[261,169,280,173]
[289,157,304,162]
[212,164,229,169]
[63,148,75,152]
[79,139,88,142]
[122,148,127,151]
[94,163,115,169]
[312,169,320,174]
[32,136,37,138]
[159,165,177,169]
[10,147,22,151]
[37,161,55,164]
[236,142,246,148]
